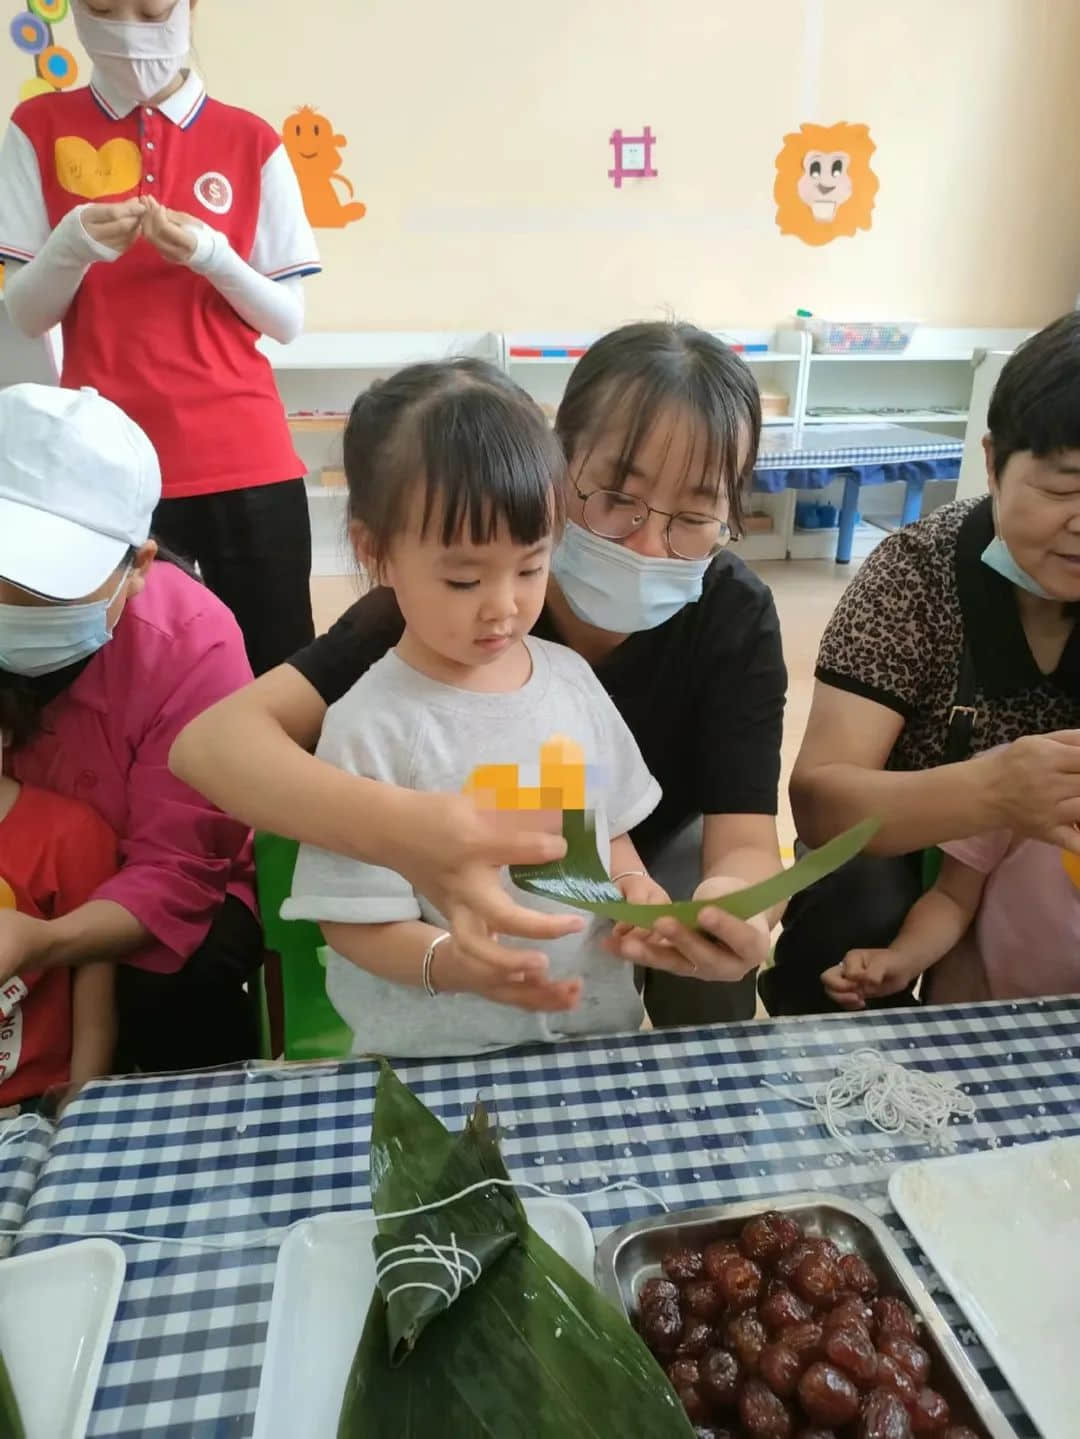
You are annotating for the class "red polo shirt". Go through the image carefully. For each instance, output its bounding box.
[0,785,119,1106]
[0,72,320,499]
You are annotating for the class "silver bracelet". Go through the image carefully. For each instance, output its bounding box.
[610,870,646,885]
[421,931,451,997]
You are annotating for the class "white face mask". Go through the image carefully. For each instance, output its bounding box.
[0,567,130,678]
[75,0,191,106]
[980,536,1054,599]
[550,521,711,634]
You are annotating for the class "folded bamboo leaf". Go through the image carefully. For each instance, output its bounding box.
[339,1064,695,1438]
[0,1350,25,1439]
[511,811,879,927]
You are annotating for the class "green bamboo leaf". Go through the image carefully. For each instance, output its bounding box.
[0,1350,25,1439]
[339,1066,695,1438]
[511,812,880,927]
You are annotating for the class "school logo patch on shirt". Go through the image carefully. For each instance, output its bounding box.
[54,136,142,199]
[194,170,233,214]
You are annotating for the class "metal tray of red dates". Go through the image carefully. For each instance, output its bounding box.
[594,1193,1016,1439]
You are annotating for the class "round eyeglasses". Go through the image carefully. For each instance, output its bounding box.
[575,485,731,560]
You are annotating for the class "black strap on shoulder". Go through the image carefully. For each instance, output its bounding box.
[945,643,978,764]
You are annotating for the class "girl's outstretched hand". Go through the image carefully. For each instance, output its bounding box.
[386,792,586,972]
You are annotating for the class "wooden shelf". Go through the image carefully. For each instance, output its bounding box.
[288,414,346,433]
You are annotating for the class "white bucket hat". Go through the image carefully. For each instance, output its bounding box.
[0,383,161,601]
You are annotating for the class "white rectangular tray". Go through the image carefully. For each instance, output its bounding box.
[253,1198,594,1439]
[0,1238,125,1439]
[890,1135,1080,1439]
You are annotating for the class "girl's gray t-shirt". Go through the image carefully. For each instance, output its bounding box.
[283,636,661,1057]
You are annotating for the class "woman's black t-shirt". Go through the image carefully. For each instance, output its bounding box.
[289,553,787,861]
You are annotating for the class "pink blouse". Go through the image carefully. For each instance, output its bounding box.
[9,561,256,974]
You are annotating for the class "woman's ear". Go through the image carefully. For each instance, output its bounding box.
[128,540,158,598]
[982,434,999,494]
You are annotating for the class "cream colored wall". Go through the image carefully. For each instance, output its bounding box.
[5,0,1080,332]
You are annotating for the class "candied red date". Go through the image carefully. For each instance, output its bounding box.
[719,1255,763,1310]
[775,1240,814,1282]
[793,1252,842,1309]
[666,1357,700,1387]
[676,1382,708,1423]
[640,1297,682,1353]
[638,1275,680,1309]
[824,1295,873,1331]
[759,1341,802,1398]
[807,1236,842,1263]
[778,1319,824,1362]
[741,1212,792,1264]
[873,1355,918,1407]
[839,1252,880,1299]
[698,1346,740,1408]
[663,1247,705,1283]
[677,1318,716,1357]
[859,1389,914,1439]
[683,1279,726,1321]
[797,1362,860,1426]
[879,1334,931,1386]
[772,1213,803,1253]
[725,1311,768,1369]
[872,1297,919,1341]
[795,1432,838,1439]
[739,1377,794,1439]
[824,1321,878,1387]
[703,1238,741,1280]
[910,1387,950,1434]
[761,1286,813,1333]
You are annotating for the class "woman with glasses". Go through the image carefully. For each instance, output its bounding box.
[171,321,787,1027]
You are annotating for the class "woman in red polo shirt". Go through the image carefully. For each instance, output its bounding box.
[0,0,321,676]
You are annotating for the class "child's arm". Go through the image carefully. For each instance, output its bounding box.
[66,962,116,1094]
[321,920,582,1013]
[608,833,670,907]
[823,854,988,1009]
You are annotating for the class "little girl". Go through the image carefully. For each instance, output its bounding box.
[283,360,669,1057]
[823,825,1080,1008]
[0,743,118,1114]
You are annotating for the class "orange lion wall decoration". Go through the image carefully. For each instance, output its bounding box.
[282,105,366,230]
[774,122,879,247]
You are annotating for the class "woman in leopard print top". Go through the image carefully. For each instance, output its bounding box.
[765,313,1080,1014]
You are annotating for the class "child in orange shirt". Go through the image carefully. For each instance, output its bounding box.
[0,750,118,1115]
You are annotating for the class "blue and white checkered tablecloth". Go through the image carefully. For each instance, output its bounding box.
[16,998,1080,1438]
[0,1113,52,1257]
[755,423,963,470]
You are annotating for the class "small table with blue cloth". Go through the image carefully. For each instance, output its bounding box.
[753,424,964,562]
[1,997,1076,1435]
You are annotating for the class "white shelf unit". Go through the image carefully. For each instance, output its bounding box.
[261,331,503,575]
[801,326,1031,433]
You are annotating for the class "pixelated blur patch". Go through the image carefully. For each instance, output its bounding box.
[462,735,588,812]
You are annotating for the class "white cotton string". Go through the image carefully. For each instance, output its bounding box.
[762,1048,976,1155]
[0,1113,44,1155]
[0,1176,669,1252]
[374,1231,483,1310]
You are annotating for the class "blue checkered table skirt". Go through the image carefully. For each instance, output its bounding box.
[7,997,1078,1437]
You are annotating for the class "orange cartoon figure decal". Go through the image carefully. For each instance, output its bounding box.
[774,122,879,246]
[282,105,366,229]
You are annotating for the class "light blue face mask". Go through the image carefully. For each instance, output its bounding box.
[550,521,711,633]
[980,536,1054,600]
[0,567,130,678]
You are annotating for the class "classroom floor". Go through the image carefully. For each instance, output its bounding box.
[309,556,861,854]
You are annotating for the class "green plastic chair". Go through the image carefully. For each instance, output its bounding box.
[254,831,355,1060]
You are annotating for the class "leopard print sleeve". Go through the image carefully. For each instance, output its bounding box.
[815,504,969,719]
